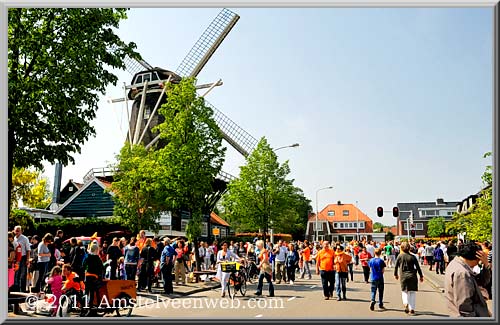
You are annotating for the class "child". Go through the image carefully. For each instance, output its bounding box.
[45,266,63,316]
[118,256,126,280]
[368,248,386,311]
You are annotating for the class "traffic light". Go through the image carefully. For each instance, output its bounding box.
[410,230,416,238]
[377,206,383,217]
[392,206,399,218]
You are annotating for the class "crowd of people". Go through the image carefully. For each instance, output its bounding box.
[7,225,493,317]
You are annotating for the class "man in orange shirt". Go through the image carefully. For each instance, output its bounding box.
[334,245,352,301]
[300,240,312,279]
[316,241,335,300]
[62,264,84,293]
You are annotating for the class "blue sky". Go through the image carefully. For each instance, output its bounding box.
[42,7,493,226]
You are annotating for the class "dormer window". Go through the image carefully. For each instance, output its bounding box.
[327,210,335,216]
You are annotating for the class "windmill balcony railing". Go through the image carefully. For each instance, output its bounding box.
[83,167,117,183]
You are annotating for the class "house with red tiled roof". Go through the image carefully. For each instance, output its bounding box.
[306,201,374,242]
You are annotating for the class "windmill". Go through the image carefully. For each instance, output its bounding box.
[109,8,258,211]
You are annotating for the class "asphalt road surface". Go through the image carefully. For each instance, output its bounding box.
[132,267,451,319]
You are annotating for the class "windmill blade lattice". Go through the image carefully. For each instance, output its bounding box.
[176,8,240,78]
[205,100,258,157]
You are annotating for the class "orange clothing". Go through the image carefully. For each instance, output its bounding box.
[302,247,311,262]
[136,237,157,252]
[316,248,335,271]
[334,252,352,273]
[259,249,269,263]
[63,272,84,292]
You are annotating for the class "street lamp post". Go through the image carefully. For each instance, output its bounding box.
[315,186,333,242]
[356,200,359,241]
[267,143,300,244]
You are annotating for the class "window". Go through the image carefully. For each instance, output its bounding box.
[69,186,74,192]
[152,72,160,81]
[144,107,151,120]
[340,223,344,228]
[313,222,323,231]
[135,75,143,84]
[353,222,357,228]
[327,210,335,216]
[348,223,353,228]
[142,73,152,82]
[181,220,189,232]
[359,222,365,229]
[343,210,349,216]
[221,228,227,237]
[416,223,424,230]
[201,222,208,237]
[447,211,454,216]
[333,223,338,228]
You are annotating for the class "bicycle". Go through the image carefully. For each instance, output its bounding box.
[220,261,247,299]
[241,258,259,284]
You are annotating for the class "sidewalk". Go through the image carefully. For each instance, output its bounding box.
[7,279,221,318]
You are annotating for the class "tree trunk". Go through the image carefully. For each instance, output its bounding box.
[193,238,201,272]
[8,128,15,214]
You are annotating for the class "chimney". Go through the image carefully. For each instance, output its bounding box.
[436,198,445,205]
[337,200,342,205]
[49,162,62,211]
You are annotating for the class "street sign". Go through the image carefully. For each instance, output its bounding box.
[212,228,220,236]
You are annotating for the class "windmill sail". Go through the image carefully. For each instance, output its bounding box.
[205,100,258,157]
[176,8,240,78]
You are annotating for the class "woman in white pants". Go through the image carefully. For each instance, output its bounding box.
[215,242,241,297]
[394,242,424,315]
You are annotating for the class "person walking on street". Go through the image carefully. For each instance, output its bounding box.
[160,238,176,295]
[13,226,31,292]
[425,242,435,270]
[285,243,299,285]
[446,241,458,265]
[334,245,352,301]
[174,240,188,285]
[394,242,424,315]
[274,240,288,284]
[385,241,394,269]
[254,240,274,297]
[300,241,312,279]
[35,233,53,293]
[139,238,156,292]
[444,242,491,317]
[124,237,140,281]
[434,242,445,275]
[359,246,372,284]
[316,241,335,300]
[346,246,354,282]
[369,248,386,311]
[107,238,123,280]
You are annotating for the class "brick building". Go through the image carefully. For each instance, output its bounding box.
[305,201,374,242]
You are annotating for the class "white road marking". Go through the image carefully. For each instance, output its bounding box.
[287,296,296,301]
[255,314,263,318]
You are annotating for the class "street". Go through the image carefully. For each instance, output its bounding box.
[132,267,450,318]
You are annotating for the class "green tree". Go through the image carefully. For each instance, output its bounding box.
[9,209,36,234]
[427,216,446,238]
[446,151,492,241]
[373,222,385,232]
[11,167,52,209]
[222,137,300,242]
[111,78,225,270]
[110,144,163,233]
[385,231,395,242]
[8,8,138,209]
